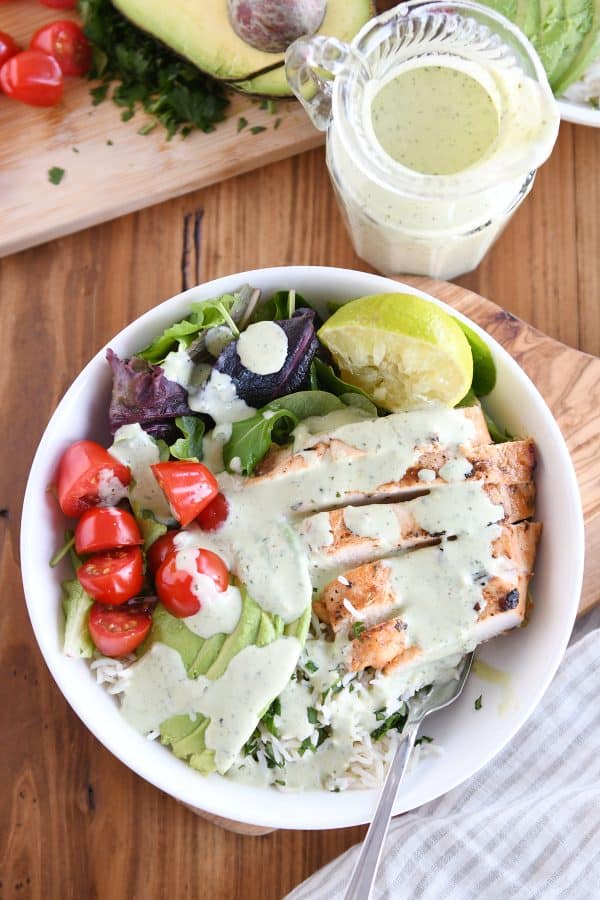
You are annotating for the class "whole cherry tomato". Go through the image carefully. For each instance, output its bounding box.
[196,493,229,532]
[146,530,180,576]
[151,462,218,527]
[155,548,229,618]
[78,547,144,606]
[30,20,91,77]
[39,1,78,8]
[0,32,19,71]
[88,603,152,657]
[0,50,63,107]
[74,507,142,555]
[56,440,131,518]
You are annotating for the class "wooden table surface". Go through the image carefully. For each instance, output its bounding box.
[1,121,598,900]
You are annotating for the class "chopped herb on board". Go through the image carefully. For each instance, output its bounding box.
[250,126,267,135]
[237,116,248,133]
[78,0,229,139]
[474,695,483,710]
[415,736,434,746]
[48,167,65,185]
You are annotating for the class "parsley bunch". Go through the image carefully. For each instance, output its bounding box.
[78,0,230,139]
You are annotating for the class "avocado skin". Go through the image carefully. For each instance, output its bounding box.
[112,0,375,98]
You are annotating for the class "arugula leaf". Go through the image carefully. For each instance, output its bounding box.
[252,290,321,324]
[137,294,239,364]
[222,391,347,475]
[169,416,205,461]
[78,0,229,139]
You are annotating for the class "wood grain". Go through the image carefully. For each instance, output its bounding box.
[0,7,322,259]
[1,123,598,900]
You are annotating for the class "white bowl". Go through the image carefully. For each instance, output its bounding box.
[21,266,584,830]
[558,98,600,128]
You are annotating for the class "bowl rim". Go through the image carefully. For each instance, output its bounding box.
[20,265,585,830]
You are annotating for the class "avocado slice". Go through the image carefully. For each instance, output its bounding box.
[554,0,600,93]
[112,0,375,98]
[549,0,594,89]
[139,603,205,672]
[516,0,541,40]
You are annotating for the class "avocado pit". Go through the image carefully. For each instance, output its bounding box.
[228,0,327,52]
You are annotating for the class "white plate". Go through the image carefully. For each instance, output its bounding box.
[20,267,585,830]
[558,97,600,127]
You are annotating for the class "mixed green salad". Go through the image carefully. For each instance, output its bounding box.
[52,284,502,782]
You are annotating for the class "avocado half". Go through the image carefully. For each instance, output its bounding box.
[111,0,375,97]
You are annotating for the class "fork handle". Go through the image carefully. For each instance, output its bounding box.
[343,726,419,900]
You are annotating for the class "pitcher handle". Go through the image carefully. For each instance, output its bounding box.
[285,35,357,131]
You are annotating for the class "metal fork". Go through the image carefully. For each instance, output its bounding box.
[343,652,474,900]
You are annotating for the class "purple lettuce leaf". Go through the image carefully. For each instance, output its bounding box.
[107,350,191,439]
[214,310,319,408]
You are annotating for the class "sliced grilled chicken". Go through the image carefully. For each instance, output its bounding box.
[298,480,536,573]
[253,425,535,513]
[315,521,541,673]
[255,405,491,482]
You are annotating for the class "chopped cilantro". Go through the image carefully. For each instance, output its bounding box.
[261,697,281,737]
[249,126,267,135]
[415,735,434,745]
[48,167,65,185]
[305,659,318,673]
[370,704,408,741]
[263,741,284,769]
[298,736,314,757]
[79,0,229,139]
[274,779,286,787]
[106,139,113,146]
[72,147,80,154]
[138,121,157,136]
[351,621,365,638]
[474,695,483,710]
[237,116,248,133]
[274,117,282,130]
[307,706,319,725]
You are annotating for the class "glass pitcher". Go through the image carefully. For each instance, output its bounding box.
[286,1,559,280]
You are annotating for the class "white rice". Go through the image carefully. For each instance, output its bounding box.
[561,57,600,106]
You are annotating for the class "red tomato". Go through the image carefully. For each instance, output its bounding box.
[146,530,180,576]
[56,440,131,519]
[151,462,218,528]
[0,50,63,107]
[155,548,229,618]
[88,603,152,657]
[74,507,142,555]
[39,0,77,8]
[78,547,144,606]
[30,20,91,77]
[196,493,229,532]
[0,32,19,71]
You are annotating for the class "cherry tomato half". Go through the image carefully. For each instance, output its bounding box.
[56,440,131,518]
[196,492,229,532]
[30,20,91,77]
[78,547,144,606]
[146,530,180,576]
[151,462,218,528]
[75,507,142,555]
[155,548,229,618]
[0,50,63,107]
[88,603,152,657]
[39,0,77,8]
[0,32,19,71]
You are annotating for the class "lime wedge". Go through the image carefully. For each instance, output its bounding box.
[318,293,473,411]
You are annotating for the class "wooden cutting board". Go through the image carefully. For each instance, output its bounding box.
[0,6,323,259]
[404,277,600,618]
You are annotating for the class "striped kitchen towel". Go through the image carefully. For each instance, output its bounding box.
[286,608,600,900]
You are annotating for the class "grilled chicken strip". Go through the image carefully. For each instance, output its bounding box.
[315,521,541,674]
[298,480,536,574]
